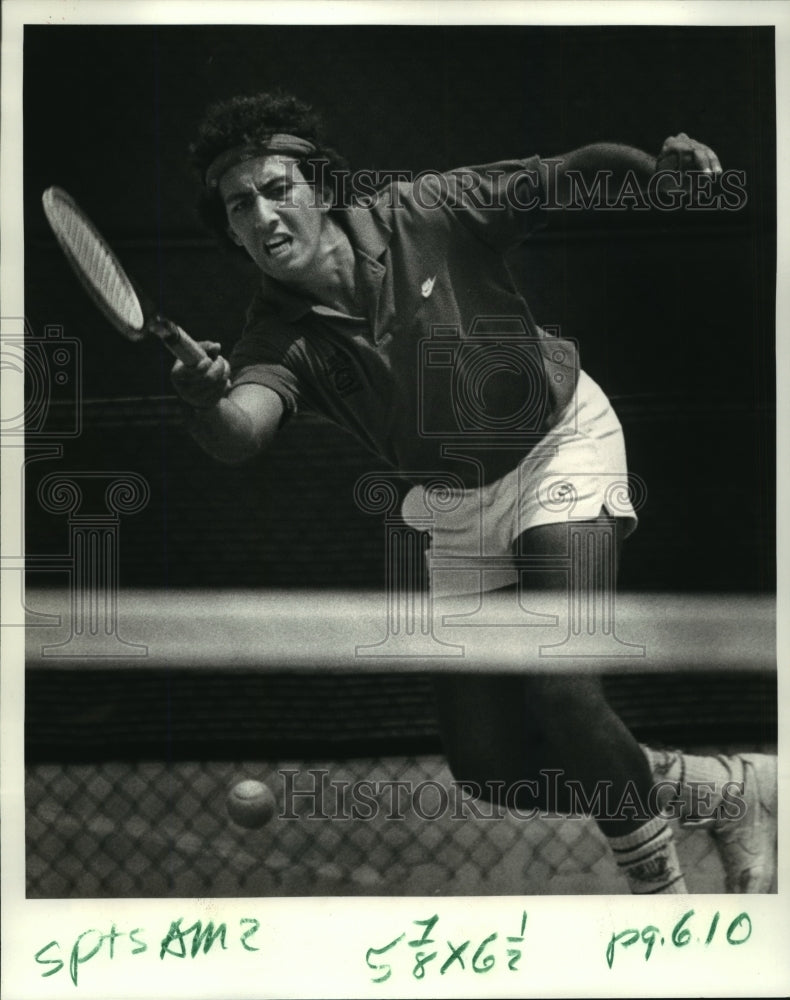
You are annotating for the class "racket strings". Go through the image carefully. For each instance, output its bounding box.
[45,190,145,331]
[61,207,144,329]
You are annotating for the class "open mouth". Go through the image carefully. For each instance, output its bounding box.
[265,235,292,257]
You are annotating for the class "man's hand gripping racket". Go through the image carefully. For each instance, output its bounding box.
[42,186,230,407]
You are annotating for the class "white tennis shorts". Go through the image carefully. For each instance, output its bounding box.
[401,371,638,597]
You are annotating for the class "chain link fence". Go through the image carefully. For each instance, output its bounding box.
[26,654,775,898]
[26,753,731,898]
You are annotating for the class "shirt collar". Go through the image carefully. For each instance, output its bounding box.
[255,203,392,323]
[343,202,392,261]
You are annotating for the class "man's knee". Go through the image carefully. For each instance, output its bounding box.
[526,673,608,723]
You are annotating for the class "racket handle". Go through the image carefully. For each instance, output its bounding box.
[147,316,207,366]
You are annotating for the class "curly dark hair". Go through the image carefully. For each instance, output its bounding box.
[190,91,349,256]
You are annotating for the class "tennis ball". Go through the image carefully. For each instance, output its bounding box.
[226,779,276,829]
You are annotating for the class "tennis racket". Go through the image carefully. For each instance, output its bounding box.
[41,186,206,366]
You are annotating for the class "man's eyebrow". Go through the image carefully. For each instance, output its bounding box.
[258,175,291,193]
[224,174,292,204]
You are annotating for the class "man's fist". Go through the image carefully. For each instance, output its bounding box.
[656,132,722,176]
[171,341,231,410]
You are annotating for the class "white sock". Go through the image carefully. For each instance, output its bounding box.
[607,814,687,894]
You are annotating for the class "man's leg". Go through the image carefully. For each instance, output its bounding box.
[433,510,687,894]
[432,670,688,894]
[432,671,655,832]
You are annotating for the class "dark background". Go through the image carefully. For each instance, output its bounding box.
[23,24,776,592]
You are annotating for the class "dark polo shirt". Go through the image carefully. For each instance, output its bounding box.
[230,158,579,488]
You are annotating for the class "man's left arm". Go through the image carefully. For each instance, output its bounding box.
[545,132,723,208]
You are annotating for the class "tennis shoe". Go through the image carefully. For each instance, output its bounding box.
[708,753,777,893]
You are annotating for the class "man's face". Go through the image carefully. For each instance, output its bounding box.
[220,154,329,284]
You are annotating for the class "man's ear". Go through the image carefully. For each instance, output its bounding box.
[226,227,244,246]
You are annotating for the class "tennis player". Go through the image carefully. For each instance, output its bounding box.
[173,92,776,894]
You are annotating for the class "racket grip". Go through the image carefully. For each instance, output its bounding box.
[147,316,207,366]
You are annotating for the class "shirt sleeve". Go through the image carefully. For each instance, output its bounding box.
[418,155,548,252]
[229,312,305,421]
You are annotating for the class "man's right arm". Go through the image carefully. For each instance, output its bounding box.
[185,385,284,464]
[171,341,284,464]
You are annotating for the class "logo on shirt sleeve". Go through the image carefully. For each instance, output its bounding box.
[324,350,363,397]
